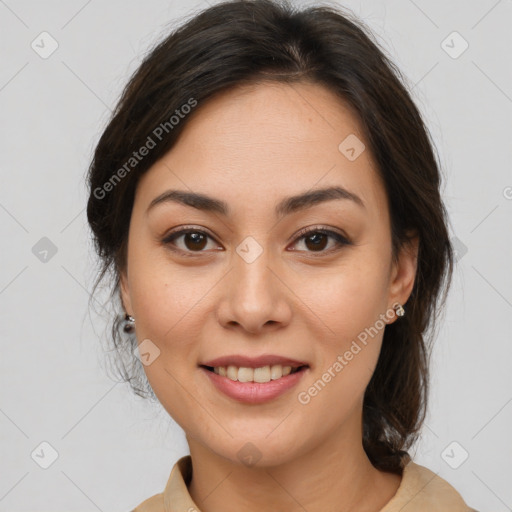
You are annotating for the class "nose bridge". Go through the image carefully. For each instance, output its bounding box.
[217,235,290,332]
[233,237,275,308]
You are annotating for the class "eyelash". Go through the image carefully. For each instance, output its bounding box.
[161,225,351,258]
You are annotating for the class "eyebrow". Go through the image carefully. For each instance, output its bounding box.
[146,185,365,217]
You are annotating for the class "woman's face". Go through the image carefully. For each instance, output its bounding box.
[120,81,418,467]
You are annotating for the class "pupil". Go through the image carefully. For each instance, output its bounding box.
[306,233,327,251]
[186,233,207,250]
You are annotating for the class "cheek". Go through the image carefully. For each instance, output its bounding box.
[126,261,210,428]
[131,272,206,346]
[297,284,385,425]
[296,258,388,401]
[127,238,207,339]
[297,257,389,341]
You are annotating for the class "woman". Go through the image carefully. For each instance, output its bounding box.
[86,0,478,510]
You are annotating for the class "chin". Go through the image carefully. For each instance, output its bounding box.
[207,432,306,469]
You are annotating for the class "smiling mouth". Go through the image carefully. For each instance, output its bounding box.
[200,364,308,383]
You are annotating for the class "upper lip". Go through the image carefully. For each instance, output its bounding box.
[201,354,309,369]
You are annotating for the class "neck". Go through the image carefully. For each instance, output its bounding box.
[186,414,402,512]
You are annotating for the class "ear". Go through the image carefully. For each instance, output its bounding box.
[387,232,419,321]
[119,267,133,316]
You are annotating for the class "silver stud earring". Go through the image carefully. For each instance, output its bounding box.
[394,303,405,317]
[124,313,135,333]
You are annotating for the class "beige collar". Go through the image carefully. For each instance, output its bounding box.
[133,454,475,511]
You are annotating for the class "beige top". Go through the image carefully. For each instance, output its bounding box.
[131,455,478,511]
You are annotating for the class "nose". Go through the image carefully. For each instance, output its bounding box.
[216,246,292,335]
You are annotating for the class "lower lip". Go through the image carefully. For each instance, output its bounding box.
[200,366,308,404]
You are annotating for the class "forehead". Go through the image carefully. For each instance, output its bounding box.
[135,81,388,220]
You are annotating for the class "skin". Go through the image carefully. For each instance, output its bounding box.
[120,81,419,512]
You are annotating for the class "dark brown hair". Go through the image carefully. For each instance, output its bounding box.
[86,0,454,474]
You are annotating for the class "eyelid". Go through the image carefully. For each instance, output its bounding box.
[162,224,216,241]
[292,225,351,245]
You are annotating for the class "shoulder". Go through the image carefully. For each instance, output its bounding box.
[129,491,164,512]
[380,460,478,511]
[129,455,194,512]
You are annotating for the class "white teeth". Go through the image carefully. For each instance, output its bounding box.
[237,367,254,382]
[212,364,296,383]
[227,365,238,380]
[254,366,271,383]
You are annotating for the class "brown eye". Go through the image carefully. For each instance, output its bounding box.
[162,228,220,255]
[182,232,208,251]
[291,227,351,255]
[304,232,329,252]
[162,226,350,257]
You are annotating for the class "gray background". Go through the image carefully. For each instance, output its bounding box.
[1,0,511,510]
